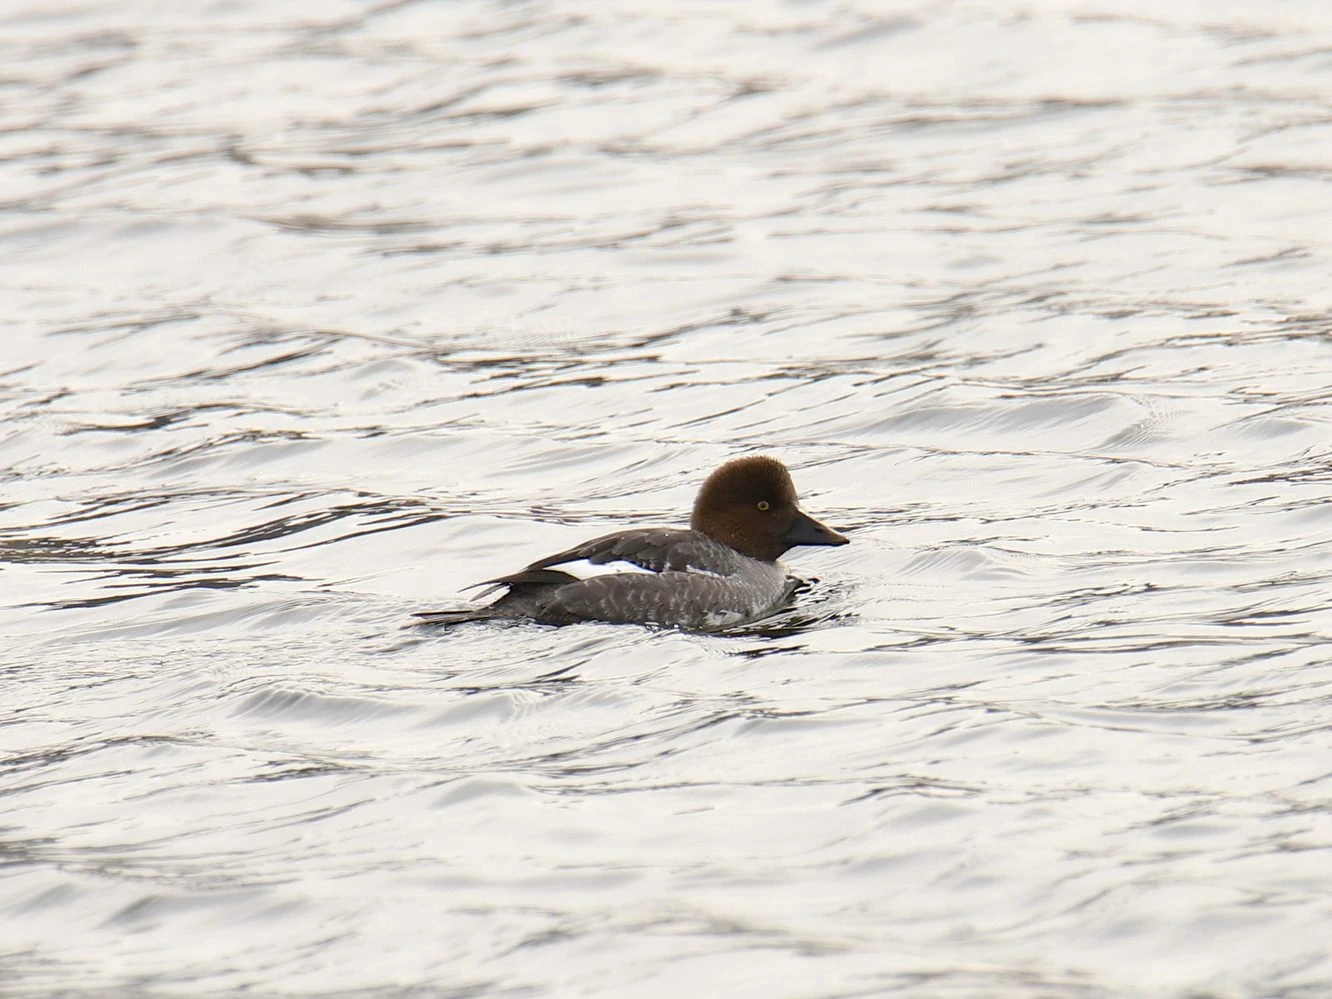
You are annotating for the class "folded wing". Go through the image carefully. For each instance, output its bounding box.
[524,528,706,575]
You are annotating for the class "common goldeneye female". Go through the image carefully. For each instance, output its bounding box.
[416,455,848,631]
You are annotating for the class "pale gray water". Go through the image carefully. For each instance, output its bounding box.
[4,1,1332,996]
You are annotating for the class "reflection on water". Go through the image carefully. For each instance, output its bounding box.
[4,0,1332,995]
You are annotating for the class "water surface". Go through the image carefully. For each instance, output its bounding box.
[4,1,1332,996]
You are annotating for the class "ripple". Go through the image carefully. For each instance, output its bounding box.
[5,0,1332,996]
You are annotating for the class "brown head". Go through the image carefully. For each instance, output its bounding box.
[690,455,849,562]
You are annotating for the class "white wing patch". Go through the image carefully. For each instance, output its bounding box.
[565,560,726,581]
[563,559,657,580]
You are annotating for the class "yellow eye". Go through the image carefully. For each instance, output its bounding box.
[756,500,770,511]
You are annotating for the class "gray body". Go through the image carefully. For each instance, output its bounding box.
[418,528,798,631]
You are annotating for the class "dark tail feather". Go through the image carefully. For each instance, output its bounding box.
[413,607,501,627]
[415,569,579,627]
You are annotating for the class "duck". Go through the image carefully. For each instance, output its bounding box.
[416,455,848,631]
